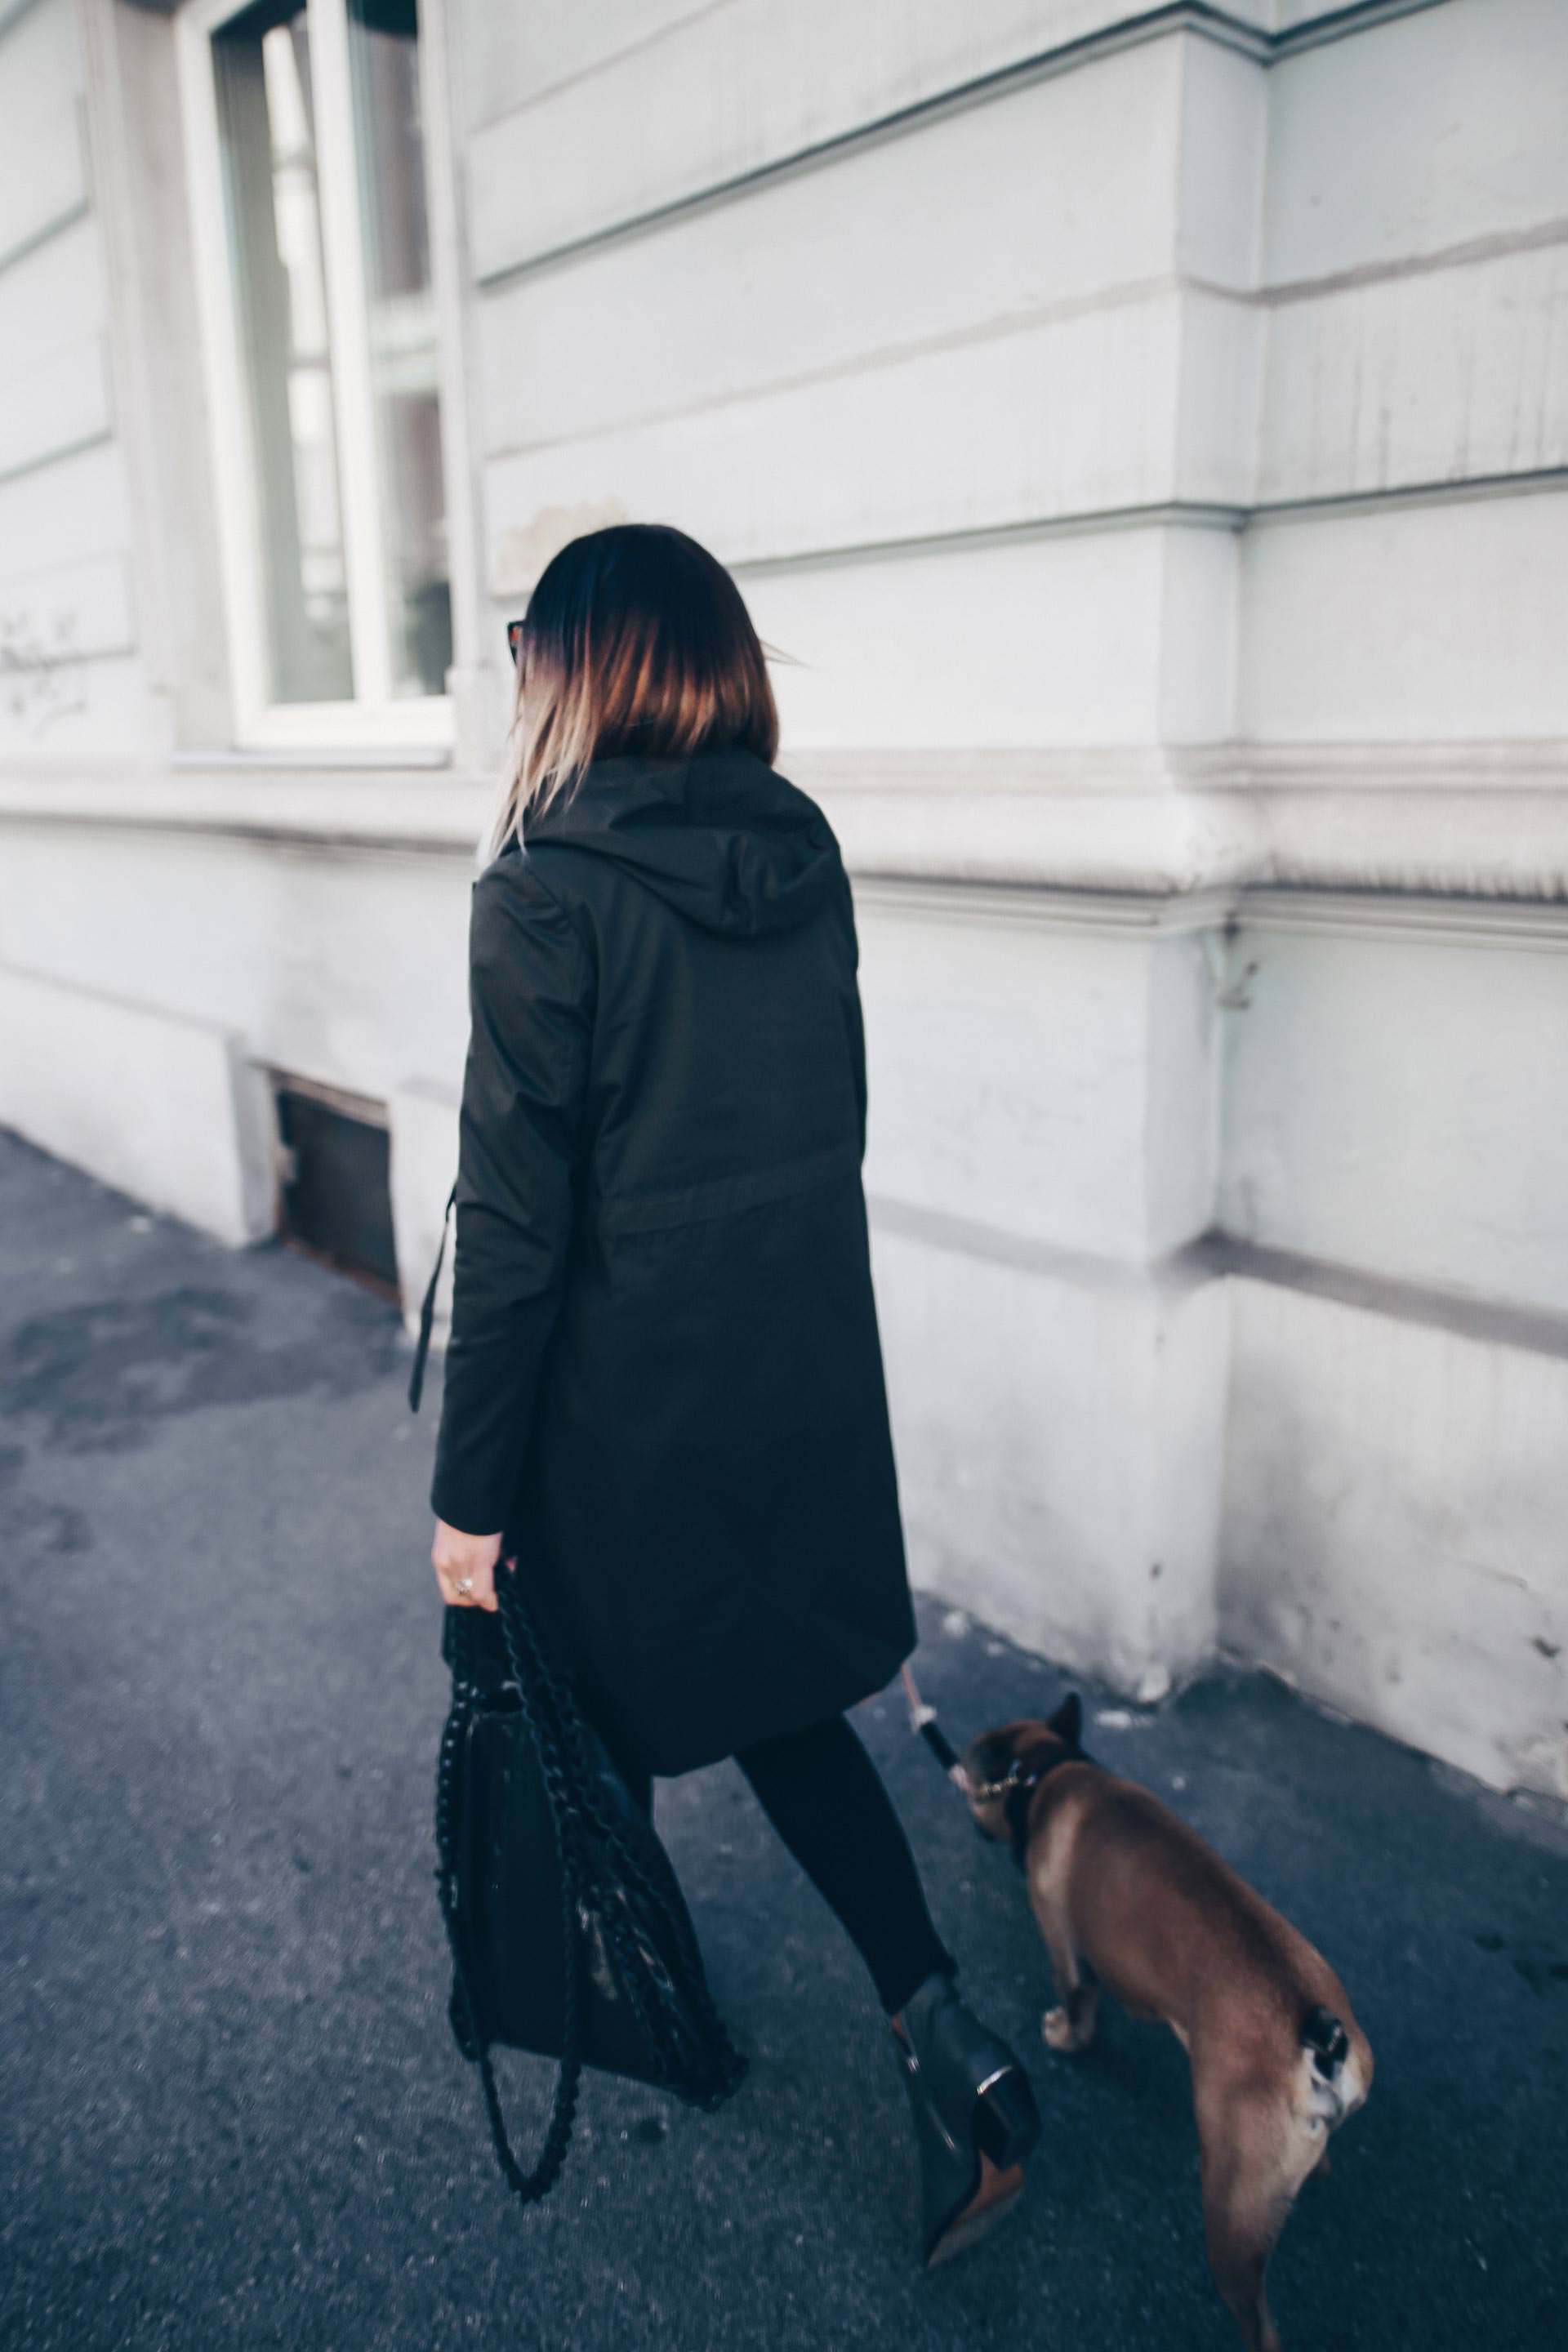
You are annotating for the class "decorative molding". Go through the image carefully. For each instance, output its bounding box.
[804,745,1568,902]
[1271,0,1450,60]
[1199,742,1568,793]
[1262,212,1568,310]
[728,502,1247,577]
[0,195,89,284]
[1245,466,1568,532]
[851,877,1237,936]
[1199,1232,1568,1364]
[866,1192,1216,1290]
[2,742,1567,913]
[795,746,1195,794]
[471,7,1263,286]
[484,273,1207,470]
[473,2,1449,288]
[862,1205,1568,1365]
[1232,887,1568,951]
[719,464,1568,578]
[853,878,1568,948]
[0,761,497,859]
[791,742,1568,795]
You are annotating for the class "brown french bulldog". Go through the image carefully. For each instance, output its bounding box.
[963,1696,1372,2352]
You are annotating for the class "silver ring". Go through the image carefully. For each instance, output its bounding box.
[453,1577,474,1599]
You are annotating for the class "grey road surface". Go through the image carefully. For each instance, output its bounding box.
[1,1129,1564,2351]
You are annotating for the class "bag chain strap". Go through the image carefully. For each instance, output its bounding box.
[434,1599,586,2205]
[492,1572,746,2106]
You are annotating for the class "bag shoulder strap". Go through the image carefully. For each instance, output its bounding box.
[408,1179,457,1414]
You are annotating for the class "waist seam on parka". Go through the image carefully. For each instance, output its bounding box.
[586,1138,862,1237]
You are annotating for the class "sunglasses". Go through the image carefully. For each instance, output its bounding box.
[506,617,799,669]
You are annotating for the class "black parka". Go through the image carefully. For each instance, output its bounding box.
[430,746,915,1775]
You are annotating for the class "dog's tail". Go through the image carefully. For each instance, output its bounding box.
[1302,2003,1350,2082]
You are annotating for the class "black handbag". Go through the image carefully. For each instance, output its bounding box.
[434,1579,747,2203]
[412,1199,746,2205]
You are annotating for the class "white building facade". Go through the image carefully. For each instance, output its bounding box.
[2,0,1566,1799]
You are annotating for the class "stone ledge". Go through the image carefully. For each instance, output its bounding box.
[2,742,1567,905]
[867,1198,1568,1360]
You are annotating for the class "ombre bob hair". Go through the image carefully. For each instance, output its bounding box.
[490,523,780,858]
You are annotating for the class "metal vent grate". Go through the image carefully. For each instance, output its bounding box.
[273,1076,399,1299]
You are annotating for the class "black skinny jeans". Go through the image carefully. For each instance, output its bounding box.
[627,1713,955,2018]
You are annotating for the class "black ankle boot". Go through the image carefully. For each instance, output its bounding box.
[891,1971,1040,2266]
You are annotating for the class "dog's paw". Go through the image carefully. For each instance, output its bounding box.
[1042,2006,1079,2053]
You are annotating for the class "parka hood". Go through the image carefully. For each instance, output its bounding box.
[518,746,842,938]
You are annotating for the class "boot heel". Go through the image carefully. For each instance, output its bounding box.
[893,1974,1040,2266]
[973,2064,1040,2170]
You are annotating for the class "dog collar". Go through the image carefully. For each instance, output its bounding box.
[996,1745,1094,1865]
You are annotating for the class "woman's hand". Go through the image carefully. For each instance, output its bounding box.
[432,1520,505,1611]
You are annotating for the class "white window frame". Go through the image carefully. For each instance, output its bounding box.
[176,0,456,753]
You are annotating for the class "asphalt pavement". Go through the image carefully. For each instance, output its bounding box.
[2,1126,1564,2352]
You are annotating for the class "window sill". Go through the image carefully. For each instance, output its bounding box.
[229,696,458,758]
[169,745,457,774]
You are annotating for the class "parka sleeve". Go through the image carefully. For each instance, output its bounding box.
[429,860,593,1535]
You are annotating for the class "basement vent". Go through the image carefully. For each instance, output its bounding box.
[273,1076,399,1300]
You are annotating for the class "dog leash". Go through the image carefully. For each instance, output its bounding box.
[898,1664,969,1785]
[900,1661,1070,1806]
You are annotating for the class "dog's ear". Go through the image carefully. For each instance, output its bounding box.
[1048,1692,1083,1748]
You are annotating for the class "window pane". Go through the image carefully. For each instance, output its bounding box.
[213,0,354,705]
[346,0,453,700]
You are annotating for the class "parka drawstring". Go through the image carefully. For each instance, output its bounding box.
[408,1181,457,1414]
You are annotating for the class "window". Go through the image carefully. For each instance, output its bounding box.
[180,0,453,747]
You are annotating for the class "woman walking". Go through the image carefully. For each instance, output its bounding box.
[427,523,1040,2264]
